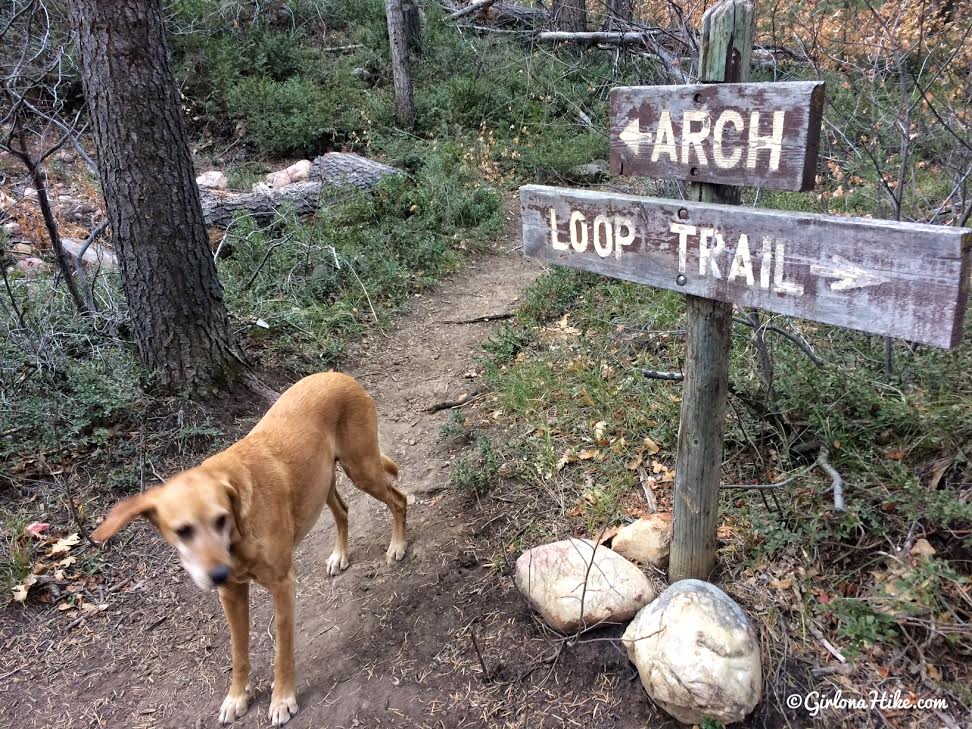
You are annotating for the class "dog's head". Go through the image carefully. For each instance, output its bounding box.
[92,469,241,591]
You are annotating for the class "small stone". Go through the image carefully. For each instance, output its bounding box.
[23,187,38,199]
[611,514,672,569]
[622,579,762,725]
[60,236,117,270]
[196,170,228,189]
[11,242,34,255]
[3,221,21,236]
[14,256,49,274]
[515,538,657,634]
[568,160,609,182]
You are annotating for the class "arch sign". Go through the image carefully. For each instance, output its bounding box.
[521,82,971,349]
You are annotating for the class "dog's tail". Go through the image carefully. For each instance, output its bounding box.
[381,453,399,480]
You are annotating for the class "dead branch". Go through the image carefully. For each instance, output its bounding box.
[425,388,482,413]
[199,153,401,227]
[442,312,513,324]
[447,0,498,21]
[641,368,683,381]
[815,446,845,512]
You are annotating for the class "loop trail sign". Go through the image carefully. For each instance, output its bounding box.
[521,185,971,348]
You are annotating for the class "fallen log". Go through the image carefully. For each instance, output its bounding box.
[535,30,656,45]
[200,152,401,228]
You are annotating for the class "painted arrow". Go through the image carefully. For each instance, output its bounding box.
[810,256,889,291]
[618,118,648,151]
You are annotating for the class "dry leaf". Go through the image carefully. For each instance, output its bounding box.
[593,421,608,445]
[57,555,77,569]
[48,533,80,556]
[768,576,793,590]
[643,436,661,455]
[910,538,935,559]
[626,454,644,471]
[578,449,599,461]
[556,450,578,471]
[12,574,38,603]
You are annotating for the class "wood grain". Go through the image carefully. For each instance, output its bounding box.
[610,81,824,191]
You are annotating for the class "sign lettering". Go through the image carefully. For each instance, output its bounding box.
[521,185,971,348]
[610,81,825,191]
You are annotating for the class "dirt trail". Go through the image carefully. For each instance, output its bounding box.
[7,236,609,729]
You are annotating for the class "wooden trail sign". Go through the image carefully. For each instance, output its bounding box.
[520,185,972,348]
[609,81,825,191]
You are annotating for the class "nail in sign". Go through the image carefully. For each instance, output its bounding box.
[520,185,971,348]
[610,81,825,191]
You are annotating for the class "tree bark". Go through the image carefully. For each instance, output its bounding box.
[551,0,586,32]
[604,0,632,30]
[69,0,243,394]
[403,0,423,54]
[385,0,416,129]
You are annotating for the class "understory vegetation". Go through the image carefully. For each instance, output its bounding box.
[1,0,970,722]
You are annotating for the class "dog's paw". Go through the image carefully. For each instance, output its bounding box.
[386,541,406,564]
[326,551,349,576]
[218,690,249,724]
[268,692,298,727]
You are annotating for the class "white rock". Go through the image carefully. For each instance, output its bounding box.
[612,514,672,569]
[515,538,657,633]
[622,580,762,725]
[265,160,312,188]
[24,187,38,199]
[11,242,34,255]
[14,256,49,274]
[60,236,117,269]
[3,221,21,236]
[196,170,229,189]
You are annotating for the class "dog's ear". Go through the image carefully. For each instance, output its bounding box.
[222,479,249,527]
[91,492,155,542]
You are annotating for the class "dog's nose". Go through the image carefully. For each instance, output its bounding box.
[210,565,230,586]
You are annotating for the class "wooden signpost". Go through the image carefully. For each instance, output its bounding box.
[519,0,972,582]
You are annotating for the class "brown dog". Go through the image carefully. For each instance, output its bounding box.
[92,371,406,726]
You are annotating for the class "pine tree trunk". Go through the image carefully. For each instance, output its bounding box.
[551,0,586,32]
[604,0,632,30]
[69,0,243,394]
[385,0,416,129]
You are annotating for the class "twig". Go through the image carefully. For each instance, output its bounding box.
[469,624,491,682]
[321,44,363,52]
[242,240,286,291]
[809,624,846,663]
[425,388,482,413]
[637,467,657,513]
[641,369,683,381]
[441,312,514,324]
[815,446,845,512]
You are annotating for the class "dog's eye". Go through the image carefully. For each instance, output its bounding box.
[214,514,227,530]
[175,524,194,540]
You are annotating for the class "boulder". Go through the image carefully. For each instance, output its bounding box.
[515,538,657,633]
[611,514,672,569]
[196,170,229,189]
[622,580,762,725]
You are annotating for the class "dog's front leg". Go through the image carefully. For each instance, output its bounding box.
[218,581,251,724]
[268,570,299,726]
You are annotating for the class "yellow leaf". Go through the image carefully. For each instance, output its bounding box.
[627,454,644,471]
[643,436,661,455]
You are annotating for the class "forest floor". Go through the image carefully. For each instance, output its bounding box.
[0,210,692,729]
